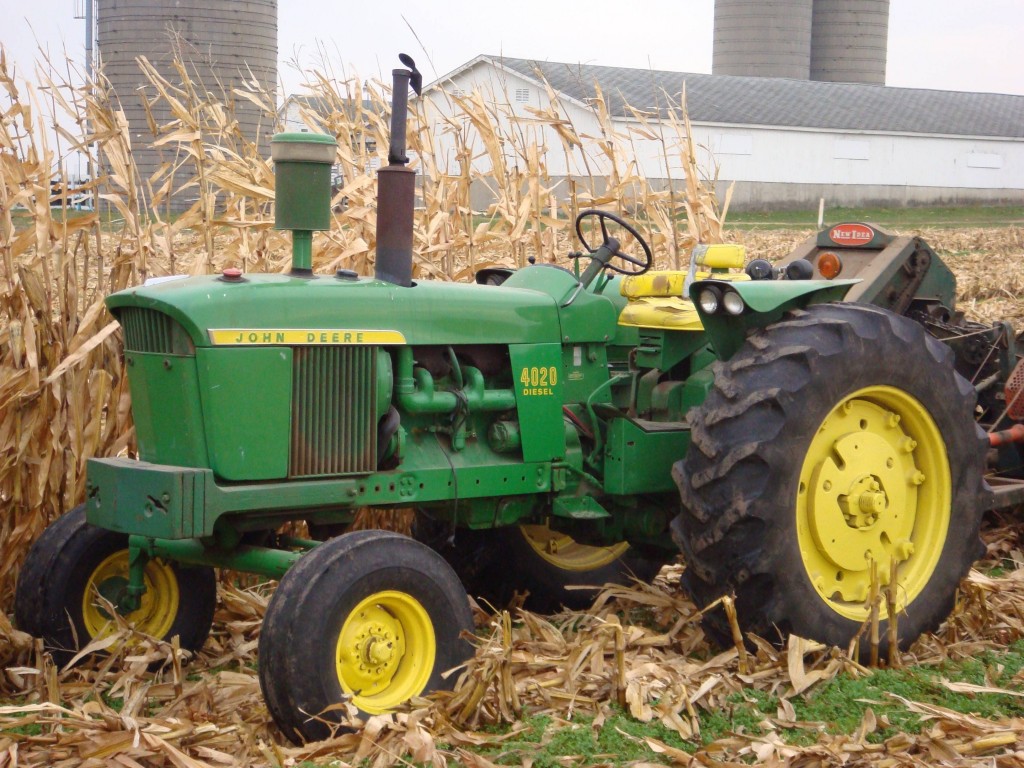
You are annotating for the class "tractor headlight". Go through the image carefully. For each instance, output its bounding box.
[723,290,745,315]
[698,287,721,314]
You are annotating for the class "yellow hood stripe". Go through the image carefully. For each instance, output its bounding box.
[209,329,407,346]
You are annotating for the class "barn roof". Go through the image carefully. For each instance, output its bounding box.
[439,56,1024,140]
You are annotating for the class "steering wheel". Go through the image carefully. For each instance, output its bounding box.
[574,209,652,276]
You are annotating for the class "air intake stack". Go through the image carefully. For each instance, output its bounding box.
[374,55,422,287]
[271,132,338,275]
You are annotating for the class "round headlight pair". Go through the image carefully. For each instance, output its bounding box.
[698,286,745,316]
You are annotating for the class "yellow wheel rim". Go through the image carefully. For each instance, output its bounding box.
[796,386,951,621]
[519,523,630,572]
[335,590,435,714]
[82,551,180,640]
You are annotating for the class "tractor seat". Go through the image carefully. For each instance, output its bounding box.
[618,244,748,331]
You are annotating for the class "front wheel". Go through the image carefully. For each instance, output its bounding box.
[14,505,217,665]
[672,303,986,655]
[258,529,474,744]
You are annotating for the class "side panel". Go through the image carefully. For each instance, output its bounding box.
[560,342,610,405]
[196,347,293,481]
[604,418,690,494]
[508,343,566,463]
[127,353,209,468]
[558,291,620,343]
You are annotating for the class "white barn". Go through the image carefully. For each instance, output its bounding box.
[423,55,1024,210]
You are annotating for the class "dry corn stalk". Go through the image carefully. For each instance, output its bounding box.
[0,46,734,606]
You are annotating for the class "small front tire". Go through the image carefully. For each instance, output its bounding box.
[258,529,474,743]
[14,505,217,665]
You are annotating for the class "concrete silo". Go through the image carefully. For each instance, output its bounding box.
[712,0,890,85]
[713,0,814,80]
[810,0,889,84]
[97,0,277,208]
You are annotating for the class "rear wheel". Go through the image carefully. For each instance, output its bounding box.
[14,505,216,665]
[672,303,986,654]
[465,522,665,613]
[258,529,474,744]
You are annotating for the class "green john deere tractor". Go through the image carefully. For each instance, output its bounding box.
[16,55,1024,742]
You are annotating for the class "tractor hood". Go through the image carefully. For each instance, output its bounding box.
[106,274,561,348]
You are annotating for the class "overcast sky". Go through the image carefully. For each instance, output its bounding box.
[6,0,1023,97]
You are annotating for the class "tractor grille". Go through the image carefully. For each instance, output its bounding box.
[118,308,193,355]
[290,346,378,477]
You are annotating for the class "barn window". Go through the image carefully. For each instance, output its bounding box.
[716,134,753,155]
[834,140,870,161]
[515,88,530,103]
[967,153,1003,169]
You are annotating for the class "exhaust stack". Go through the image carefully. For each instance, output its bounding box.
[374,54,422,287]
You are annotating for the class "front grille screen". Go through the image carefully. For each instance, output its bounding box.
[119,307,193,355]
[290,346,377,477]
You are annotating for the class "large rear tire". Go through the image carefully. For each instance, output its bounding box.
[14,505,216,665]
[424,518,666,613]
[672,303,986,654]
[495,524,665,612]
[258,530,474,744]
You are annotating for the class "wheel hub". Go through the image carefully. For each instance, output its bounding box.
[340,609,405,692]
[797,387,951,619]
[837,475,887,529]
[82,552,179,641]
[335,590,434,714]
[363,636,396,667]
[807,427,913,576]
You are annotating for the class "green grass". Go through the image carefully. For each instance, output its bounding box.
[792,640,1024,742]
[474,709,693,767]
[0,699,46,738]
[10,204,180,228]
[20,203,1020,236]
[0,717,44,737]
[469,204,1024,235]
[725,204,1024,230]
[458,640,1024,766]
[698,641,1024,748]
[700,689,776,743]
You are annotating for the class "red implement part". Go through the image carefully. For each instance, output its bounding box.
[1005,358,1024,421]
[990,424,1024,447]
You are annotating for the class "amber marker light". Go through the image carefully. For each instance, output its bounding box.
[818,251,843,279]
